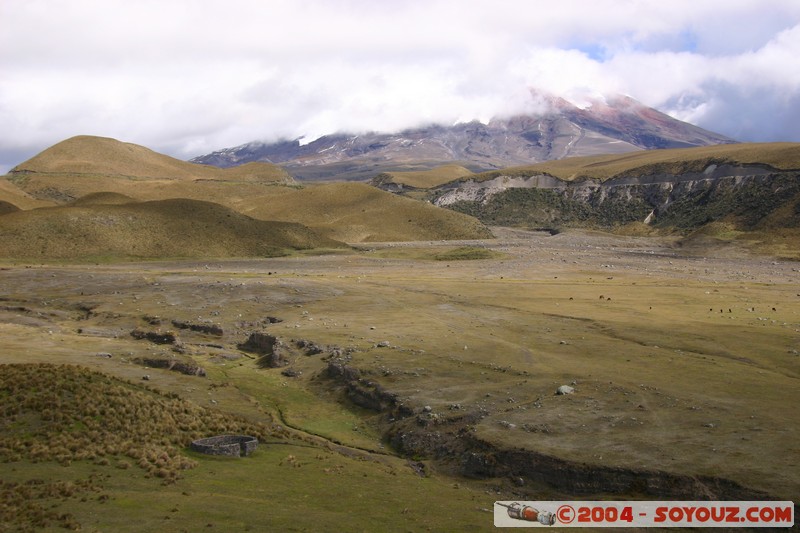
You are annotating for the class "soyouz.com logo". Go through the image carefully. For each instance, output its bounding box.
[494,501,794,528]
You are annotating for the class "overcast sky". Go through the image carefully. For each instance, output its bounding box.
[2,0,800,173]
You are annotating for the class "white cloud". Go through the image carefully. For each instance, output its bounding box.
[1,0,799,172]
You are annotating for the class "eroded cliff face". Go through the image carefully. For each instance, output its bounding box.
[432,165,800,231]
[322,358,775,501]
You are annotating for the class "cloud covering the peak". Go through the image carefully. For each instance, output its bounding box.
[1,0,799,172]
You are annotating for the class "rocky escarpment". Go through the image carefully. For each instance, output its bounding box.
[432,164,800,231]
[325,358,413,419]
[320,358,777,501]
[388,420,771,500]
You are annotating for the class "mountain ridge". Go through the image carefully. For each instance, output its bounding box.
[191,92,736,181]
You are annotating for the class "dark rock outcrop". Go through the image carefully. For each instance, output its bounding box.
[295,338,324,355]
[133,356,206,377]
[130,329,177,344]
[171,319,223,336]
[238,332,288,368]
[325,359,413,419]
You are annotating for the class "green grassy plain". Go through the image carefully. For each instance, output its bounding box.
[0,229,797,532]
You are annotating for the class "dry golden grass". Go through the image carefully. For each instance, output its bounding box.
[4,136,492,244]
[0,198,346,261]
[2,177,492,245]
[4,172,285,206]
[467,142,800,182]
[376,164,474,189]
[10,135,292,183]
[68,191,137,206]
[238,182,493,242]
[0,178,54,209]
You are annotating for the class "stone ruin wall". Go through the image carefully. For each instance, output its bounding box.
[190,435,258,457]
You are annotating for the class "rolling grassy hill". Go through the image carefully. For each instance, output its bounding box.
[371,164,474,189]
[10,135,294,183]
[0,198,346,261]
[68,191,138,206]
[460,142,800,182]
[237,182,493,242]
[2,136,493,246]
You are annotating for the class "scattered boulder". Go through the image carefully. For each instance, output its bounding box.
[326,360,362,381]
[407,460,428,477]
[142,315,162,326]
[281,368,301,378]
[172,341,198,355]
[294,339,324,355]
[556,385,575,395]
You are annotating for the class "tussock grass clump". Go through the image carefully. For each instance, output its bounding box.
[0,478,97,531]
[0,364,275,483]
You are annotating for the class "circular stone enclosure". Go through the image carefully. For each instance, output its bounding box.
[190,435,258,457]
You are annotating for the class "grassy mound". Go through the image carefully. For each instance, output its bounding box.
[241,182,493,242]
[0,198,347,261]
[373,164,474,189]
[10,135,293,183]
[433,246,500,260]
